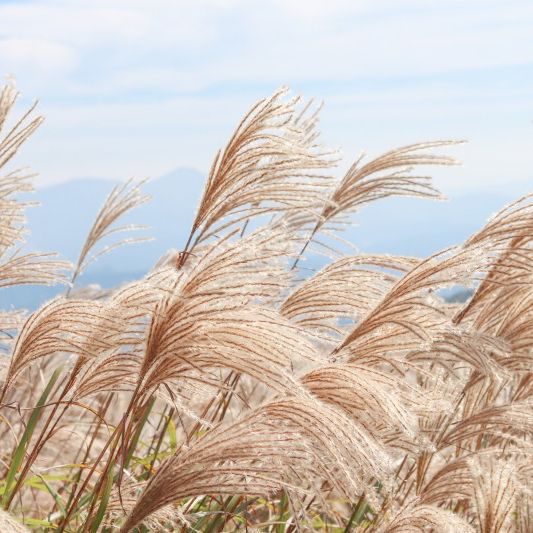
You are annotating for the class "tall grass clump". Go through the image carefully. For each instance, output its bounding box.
[1,80,532,532]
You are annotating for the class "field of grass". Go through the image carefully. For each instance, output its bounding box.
[1,80,532,532]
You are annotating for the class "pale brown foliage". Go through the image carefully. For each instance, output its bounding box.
[70,178,151,287]
[0,509,29,533]
[0,85,69,298]
[1,81,531,532]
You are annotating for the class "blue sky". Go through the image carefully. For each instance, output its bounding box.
[1,0,532,195]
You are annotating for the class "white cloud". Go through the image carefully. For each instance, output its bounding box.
[1,0,532,92]
[0,0,531,195]
[0,38,78,77]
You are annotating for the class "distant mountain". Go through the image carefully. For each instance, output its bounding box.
[2,168,517,309]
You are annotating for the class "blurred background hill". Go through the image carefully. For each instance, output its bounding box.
[4,167,515,309]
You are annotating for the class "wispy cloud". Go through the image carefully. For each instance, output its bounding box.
[0,37,77,79]
[0,0,531,194]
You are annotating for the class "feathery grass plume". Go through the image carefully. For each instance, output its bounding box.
[469,260,533,342]
[178,87,336,266]
[377,498,475,533]
[0,174,154,515]
[112,265,181,312]
[420,455,476,506]
[0,171,33,253]
[176,221,299,307]
[0,509,29,533]
[136,297,315,404]
[302,363,421,443]
[140,305,311,395]
[465,194,533,249]
[106,477,191,531]
[455,242,533,327]
[0,81,43,172]
[291,141,460,268]
[70,351,141,399]
[63,296,149,402]
[282,254,418,337]
[65,268,183,400]
[329,247,479,362]
[331,194,533,362]
[0,298,131,396]
[69,177,151,288]
[0,310,24,353]
[134,224,315,398]
[71,304,311,404]
[455,195,533,325]
[419,450,532,525]
[406,332,509,382]
[469,455,518,533]
[0,252,70,289]
[443,401,533,447]
[325,140,458,215]
[119,394,392,532]
[0,82,69,294]
[69,222,309,406]
[0,83,38,255]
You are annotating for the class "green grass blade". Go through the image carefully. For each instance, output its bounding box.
[36,473,67,517]
[124,397,155,471]
[1,366,62,508]
[203,495,243,533]
[344,495,370,532]
[166,417,177,453]
[275,490,290,533]
[89,462,114,533]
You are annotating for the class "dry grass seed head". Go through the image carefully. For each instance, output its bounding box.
[0,508,29,533]
[183,87,336,256]
[70,178,151,285]
[120,394,393,532]
[282,254,419,337]
[2,298,137,395]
